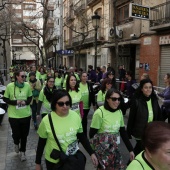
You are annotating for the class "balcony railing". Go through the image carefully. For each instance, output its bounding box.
[74,0,86,13]
[87,0,99,6]
[150,1,170,30]
[72,29,104,46]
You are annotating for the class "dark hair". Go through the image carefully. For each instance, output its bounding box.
[142,121,170,154]
[80,71,87,79]
[166,73,170,79]
[88,65,93,69]
[29,72,36,77]
[101,78,112,94]
[135,79,155,98]
[66,74,79,92]
[126,71,133,77]
[14,70,23,81]
[47,76,54,82]
[106,71,115,76]
[54,71,61,78]
[104,88,123,110]
[96,67,101,72]
[38,66,46,73]
[51,89,72,111]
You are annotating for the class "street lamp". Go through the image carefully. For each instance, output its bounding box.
[53,38,58,70]
[92,12,101,70]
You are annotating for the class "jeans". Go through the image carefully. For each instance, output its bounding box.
[82,109,90,137]
[31,100,37,124]
[9,116,31,152]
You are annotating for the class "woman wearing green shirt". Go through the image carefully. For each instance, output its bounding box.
[90,88,134,169]
[127,121,170,170]
[97,78,112,107]
[79,72,95,137]
[35,89,98,170]
[127,79,163,156]
[37,76,56,118]
[66,74,83,117]
[54,71,63,89]
[3,70,32,161]
[38,67,47,84]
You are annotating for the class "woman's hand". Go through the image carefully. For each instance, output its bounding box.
[35,164,41,170]
[91,153,98,167]
[129,151,135,161]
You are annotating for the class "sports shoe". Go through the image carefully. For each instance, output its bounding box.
[20,152,26,161]
[14,144,19,153]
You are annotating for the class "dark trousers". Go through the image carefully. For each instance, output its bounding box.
[168,112,170,123]
[31,100,37,124]
[9,116,31,152]
[134,140,144,156]
[82,109,90,137]
[46,159,56,170]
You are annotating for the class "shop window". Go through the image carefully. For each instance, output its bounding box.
[117,3,133,25]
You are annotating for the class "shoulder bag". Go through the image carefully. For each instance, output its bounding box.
[48,114,86,170]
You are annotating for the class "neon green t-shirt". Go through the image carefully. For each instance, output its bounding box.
[4,82,32,118]
[79,82,89,109]
[147,99,153,123]
[38,89,51,115]
[69,90,82,115]
[127,151,153,170]
[97,90,106,102]
[90,106,124,134]
[55,77,63,89]
[35,71,42,80]
[40,74,47,82]
[37,110,83,163]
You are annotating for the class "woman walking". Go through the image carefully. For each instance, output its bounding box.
[3,70,32,161]
[90,88,134,169]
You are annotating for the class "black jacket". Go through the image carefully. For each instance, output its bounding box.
[127,95,162,139]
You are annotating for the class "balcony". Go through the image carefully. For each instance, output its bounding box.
[74,0,86,14]
[87,0,100,6]
[150,1,170,31]
[47,2,55,10]
[72,29,105,46]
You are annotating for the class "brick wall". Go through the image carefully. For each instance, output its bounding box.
[139,35,160,86]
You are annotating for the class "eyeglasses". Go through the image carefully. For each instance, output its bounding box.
[110,97,121,102]
[21,75,27,78]
[57,101,70,107]
[48,81,54,83]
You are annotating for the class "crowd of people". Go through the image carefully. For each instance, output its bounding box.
[1,63,170,170]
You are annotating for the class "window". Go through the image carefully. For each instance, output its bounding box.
[15,13,22,18]
[117,3,133,25]
[12,4,21,9]
[25,4,35,10]
[13,47,23,51]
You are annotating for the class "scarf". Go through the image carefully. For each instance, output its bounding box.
[15,81,24,88]
[44,85,56,103]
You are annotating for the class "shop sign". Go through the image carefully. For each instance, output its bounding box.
[159,35,170,45]
[129,3,150,20]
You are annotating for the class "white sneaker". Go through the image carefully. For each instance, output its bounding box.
[20,152,26,161]
[14,145,19,153]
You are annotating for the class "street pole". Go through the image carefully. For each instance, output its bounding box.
[54,45,57,70]
[94,27,98,70]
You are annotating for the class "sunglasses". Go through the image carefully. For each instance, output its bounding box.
[110,97,121,102]
[57,101,70,107]
[21,75,27,78]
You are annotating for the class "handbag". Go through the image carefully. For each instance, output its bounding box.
[48,114,86,170]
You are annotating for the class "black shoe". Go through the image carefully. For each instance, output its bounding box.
[34,123,38,130]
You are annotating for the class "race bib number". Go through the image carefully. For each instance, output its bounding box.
[66,140,79,156]
[71,102,79,111]
[16,104,26,110]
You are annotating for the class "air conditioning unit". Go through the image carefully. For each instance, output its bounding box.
[109,27,123,39]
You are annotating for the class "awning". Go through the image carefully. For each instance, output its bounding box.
[102,40,141,48]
